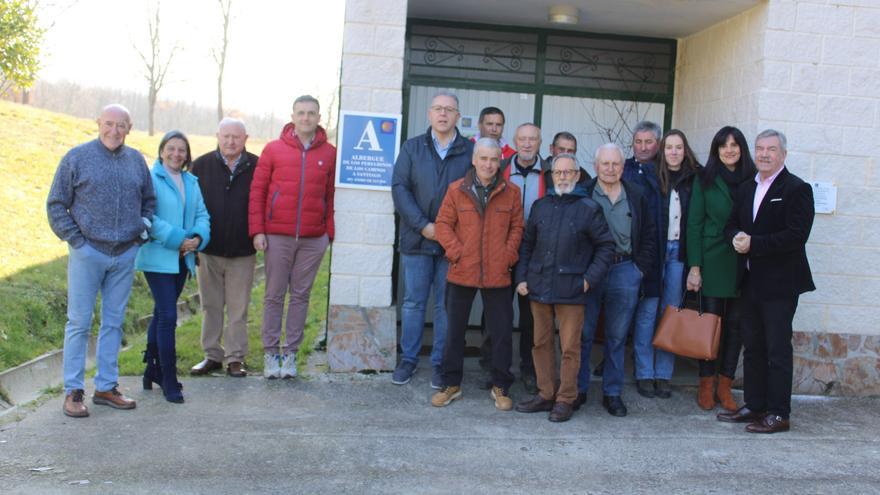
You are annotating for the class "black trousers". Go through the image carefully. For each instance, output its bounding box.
[480,293,534,373]
[740,277,799,419]
[698,296,743,378]
[443,282,514,390]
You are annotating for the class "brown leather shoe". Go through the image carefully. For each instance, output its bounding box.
[515,395,554,413]
[190,358,223,376]
[92,387,136,410]
[717,405,765,423]
[745,414,790,434]
[63,389,89,418]
[548,401,573,422]
[227,361,247,377]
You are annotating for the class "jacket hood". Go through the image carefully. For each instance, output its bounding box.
[668,163,700,190]
[280,122,328,150]
[151,158,171,177]
[547,179,588,198]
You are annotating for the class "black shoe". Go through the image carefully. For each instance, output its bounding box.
[717,406,764,424]
[521,372,538,395]
[593,359,604,377]
[654,379,672,399]
[603,395,627,417]
[160,364,184,404]
[142,345,163,390]
[548,402,573,422]
[636,379,655,398]
[515,395,554,413]
[572,392,587,411]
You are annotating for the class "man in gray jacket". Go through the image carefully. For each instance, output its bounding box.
[47,104,155,418]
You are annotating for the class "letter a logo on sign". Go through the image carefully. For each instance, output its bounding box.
[353,120,384,152]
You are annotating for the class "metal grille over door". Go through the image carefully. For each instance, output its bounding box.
[544,35,674,95]
[406,21,676,103]
[408,25,539,84]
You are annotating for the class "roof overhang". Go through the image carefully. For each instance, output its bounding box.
[407,0,761,39]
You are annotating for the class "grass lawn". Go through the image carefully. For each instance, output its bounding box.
[118,253,330,377]
[0,100,265,371]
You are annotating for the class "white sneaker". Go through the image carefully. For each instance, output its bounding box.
[263,353,282,379]
[280,353,297,379]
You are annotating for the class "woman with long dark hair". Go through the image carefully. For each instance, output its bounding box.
[136,130,210,403]
[643,130,701,398]
[686,126,756,411]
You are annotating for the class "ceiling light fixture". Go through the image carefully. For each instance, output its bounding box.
[548,4,579,25]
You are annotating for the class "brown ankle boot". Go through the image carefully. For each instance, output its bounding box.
[697,376,715,410]
[716,375,738,412]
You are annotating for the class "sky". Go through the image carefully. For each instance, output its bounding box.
[37,0,346,117]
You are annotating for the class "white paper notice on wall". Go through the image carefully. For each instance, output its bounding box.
[810,182,837,214]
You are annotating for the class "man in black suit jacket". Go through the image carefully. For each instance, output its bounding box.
[719,129,815,434]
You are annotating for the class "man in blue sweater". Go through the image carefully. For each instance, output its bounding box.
[47,104,156,418]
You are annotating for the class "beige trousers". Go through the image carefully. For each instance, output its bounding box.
[530,302,584,404]
[196,253,256,363]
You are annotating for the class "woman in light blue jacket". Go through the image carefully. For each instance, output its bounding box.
[136,130,210,403]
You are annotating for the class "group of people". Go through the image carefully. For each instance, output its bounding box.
[393,91,815,433]
[47,91,815,435]
[48,96,335,416]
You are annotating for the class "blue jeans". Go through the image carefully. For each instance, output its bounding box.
[400,254,448,367]
[63,243,138,393]
[655,240,684,380]
[578,261,641,396]
[144,258,189,374]
[633,295,660,380]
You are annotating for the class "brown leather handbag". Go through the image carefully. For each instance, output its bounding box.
[652,291,721,360]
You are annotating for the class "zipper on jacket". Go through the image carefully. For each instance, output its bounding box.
[295,149,306,239]
[472,181,504,287]
[479,216,485,286]
[269,190,280,220]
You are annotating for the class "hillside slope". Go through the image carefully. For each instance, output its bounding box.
[0,101,266,370]
[0,100,265,277]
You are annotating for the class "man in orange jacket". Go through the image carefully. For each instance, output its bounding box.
[431,138,525,411]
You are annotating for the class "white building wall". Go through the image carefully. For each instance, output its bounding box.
[674,0,880,394]
[675,0,880,338]
[672,3,767,158]
[759,0,880,339]
[327,0,408,372]
[331,0,407,309]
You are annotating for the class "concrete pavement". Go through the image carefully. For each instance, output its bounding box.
[1,360,879,494]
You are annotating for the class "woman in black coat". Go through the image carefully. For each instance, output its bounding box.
[650,130,701,398]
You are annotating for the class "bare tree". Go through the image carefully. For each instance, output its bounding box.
[583,99,654,158]
[581,56,662,157]
[133,1,177,135]
[211,0,232,122]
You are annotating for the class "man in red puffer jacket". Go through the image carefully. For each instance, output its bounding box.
[249,95,335,380]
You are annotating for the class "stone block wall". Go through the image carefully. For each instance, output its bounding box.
[327,0,407,372]
[674,0,880,395]
[793,332,880,396]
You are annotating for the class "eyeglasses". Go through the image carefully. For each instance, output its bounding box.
[430,105,459,114]
[552,169,578,177]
